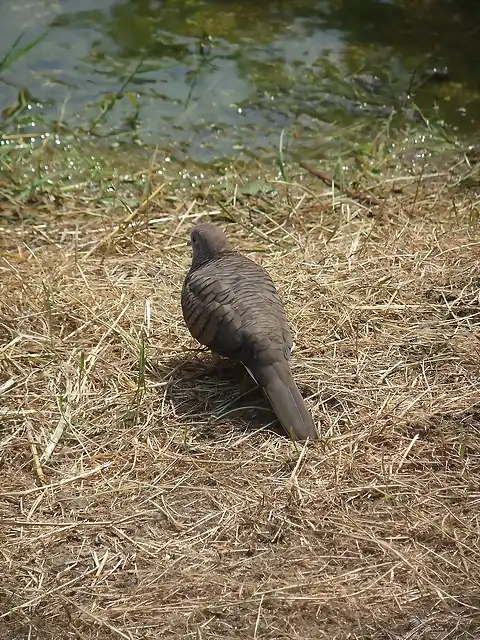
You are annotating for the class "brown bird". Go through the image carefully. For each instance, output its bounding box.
[181,222,317,441]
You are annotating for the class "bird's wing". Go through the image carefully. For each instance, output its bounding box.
[181,269,250,359]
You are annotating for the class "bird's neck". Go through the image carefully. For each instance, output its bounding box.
[190,249,231,272]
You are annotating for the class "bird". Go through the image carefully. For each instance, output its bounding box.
[181,222,317,441]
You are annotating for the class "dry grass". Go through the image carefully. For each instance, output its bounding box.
[1,162,480,639]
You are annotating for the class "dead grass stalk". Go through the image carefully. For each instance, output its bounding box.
[1,160,480,639]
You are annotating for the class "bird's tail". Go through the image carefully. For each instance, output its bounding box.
[247,361,317,441]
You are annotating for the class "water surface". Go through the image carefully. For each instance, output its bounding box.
[1,0,479,165]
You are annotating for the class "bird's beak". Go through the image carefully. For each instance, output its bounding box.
[187,240,192,246]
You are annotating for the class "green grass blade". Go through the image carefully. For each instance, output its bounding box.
[0,31,47,74]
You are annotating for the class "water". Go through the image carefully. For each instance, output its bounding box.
[1,0,479,165]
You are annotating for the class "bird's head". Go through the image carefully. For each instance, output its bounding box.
[189,223,231,263]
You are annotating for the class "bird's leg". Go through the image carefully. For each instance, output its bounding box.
[210,351,223,367]
[202,350,230,377]
[207,350,241,381]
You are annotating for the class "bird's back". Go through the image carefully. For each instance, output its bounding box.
[181,250,292,366]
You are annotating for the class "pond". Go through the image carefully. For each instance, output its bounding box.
[1,0,479,166]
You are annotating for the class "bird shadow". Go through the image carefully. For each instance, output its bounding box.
[148,350,287,440]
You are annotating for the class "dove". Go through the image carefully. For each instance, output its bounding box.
[181,222,317,441]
